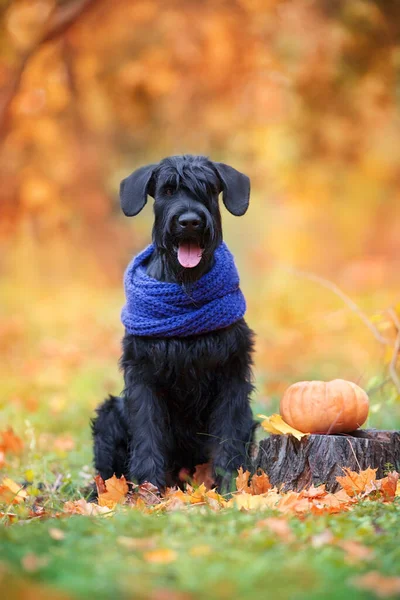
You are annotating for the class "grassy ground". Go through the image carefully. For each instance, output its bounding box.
[1,282,400,600]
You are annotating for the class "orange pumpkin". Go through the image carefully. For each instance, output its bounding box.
[280,379,369,434]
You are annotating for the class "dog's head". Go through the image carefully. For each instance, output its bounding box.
[120,155,250,280]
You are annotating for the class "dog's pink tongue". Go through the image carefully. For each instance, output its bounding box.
[177,242,203,268]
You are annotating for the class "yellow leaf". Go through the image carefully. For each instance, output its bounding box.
[143,548,177,564]
[258,414,309,440]
[0,478,28,504]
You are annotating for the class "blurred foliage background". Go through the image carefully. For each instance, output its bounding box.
[1,0,400,432]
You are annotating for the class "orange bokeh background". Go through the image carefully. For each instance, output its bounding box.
[1,0,400,426]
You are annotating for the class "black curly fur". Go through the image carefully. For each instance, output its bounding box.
[92,155,256,492]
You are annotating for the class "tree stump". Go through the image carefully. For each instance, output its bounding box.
[253,429,400,492]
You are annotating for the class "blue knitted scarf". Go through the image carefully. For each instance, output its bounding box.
[121,242,246,337]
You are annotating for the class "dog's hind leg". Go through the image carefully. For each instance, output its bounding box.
[92,395,129,480]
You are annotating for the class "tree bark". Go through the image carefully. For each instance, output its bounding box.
[253,429,400,492]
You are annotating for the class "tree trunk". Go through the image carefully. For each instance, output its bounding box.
[253,429,400,492]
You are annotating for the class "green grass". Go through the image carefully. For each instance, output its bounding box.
[1,283,400,600]
[1,502,400,599]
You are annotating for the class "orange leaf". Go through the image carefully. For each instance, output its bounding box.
[0,477,27,504]
[95,474,128,508]
[236,467,251,492]
[143,549,177,564]
[0,428,24,455]
[336,467,377,496]
[250,471,272,495]
[376,471,399,501]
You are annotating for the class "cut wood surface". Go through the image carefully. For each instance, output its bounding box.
[253,429,400,492]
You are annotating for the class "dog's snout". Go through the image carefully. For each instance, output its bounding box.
[178,211,203,231]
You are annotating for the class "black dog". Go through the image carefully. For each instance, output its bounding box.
[92,155,255,491]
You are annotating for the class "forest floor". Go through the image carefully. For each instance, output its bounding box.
[1,283,400,600]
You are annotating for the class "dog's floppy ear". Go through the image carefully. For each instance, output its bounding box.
[120,164,157,217]
[213,162,250,216]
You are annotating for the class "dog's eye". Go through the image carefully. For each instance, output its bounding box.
[164,187,174,196]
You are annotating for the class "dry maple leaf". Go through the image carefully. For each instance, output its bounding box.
[336,467,377,496]
[301,484,326,499]
[235,468,271,495]
[0,428,24,455]
[351,571,400,598]
[137,481,161,504]
[95,474,128,508]
[236,467,251,492]
[63,498,112,516]
[0,477,28,504]
[363,471,399,502]
[250,470,272,495]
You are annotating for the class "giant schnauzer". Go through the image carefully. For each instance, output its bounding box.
[92,155,255,491]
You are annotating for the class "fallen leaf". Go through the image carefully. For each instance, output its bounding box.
[0,428,23,455]
[143,549,177,564]
[367,471,399,502]
[49,528,65,541]
[250,470,272,495]
[137,481,161,505]
[234,491,280,511]
[256,517,294,541]
[301,484,326,499]
[21,553,48,572]
[0,511,17,523]
[336,467,377,496]
[338,540,375,563]
[0,478,27,504]
[63,498,112,516]
[258,414,309,440]
[95,474,128,508]
[351,571,400,598]
[235,468,271,495]
[236,467,251,492]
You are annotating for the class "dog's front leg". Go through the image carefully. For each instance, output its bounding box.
[208,380,254,492]
[124,383,167,491]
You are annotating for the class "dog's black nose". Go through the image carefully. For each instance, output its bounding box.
[178,211,203,231]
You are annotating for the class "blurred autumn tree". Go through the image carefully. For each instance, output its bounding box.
[0,0,399,280]
[0,0,399,408]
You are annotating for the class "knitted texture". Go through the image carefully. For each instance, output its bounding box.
[121,242,246,337]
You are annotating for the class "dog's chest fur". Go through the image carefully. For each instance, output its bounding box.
[121,319,253,411]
